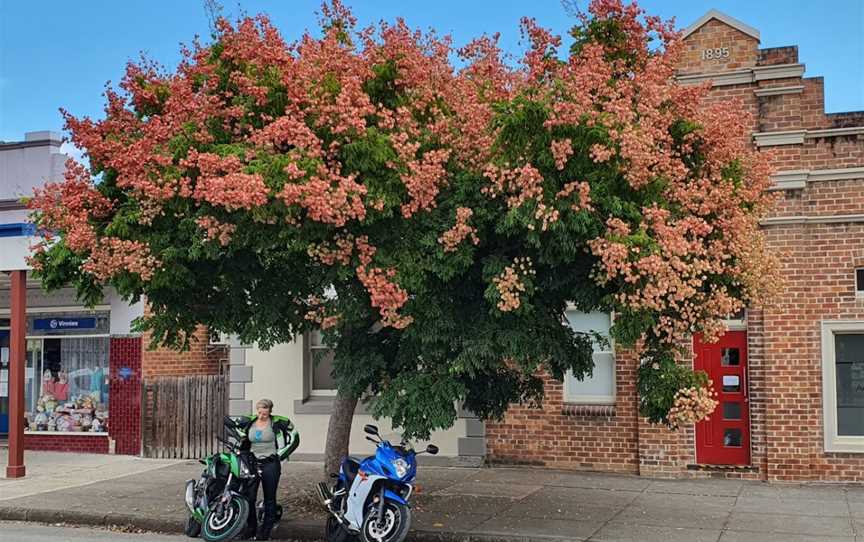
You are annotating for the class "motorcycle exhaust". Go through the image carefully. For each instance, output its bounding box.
[317,482,354,529]
[316,481,333,503]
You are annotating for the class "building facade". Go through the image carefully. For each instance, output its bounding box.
[227,334,482,465]
[0,132,227,456]
[486,10,864,482]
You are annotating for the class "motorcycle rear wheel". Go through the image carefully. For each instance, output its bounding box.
[184,516,202,538]
[201,495,249,542]
[326,515,356,542]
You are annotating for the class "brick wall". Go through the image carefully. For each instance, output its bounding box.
[486,350,640,473]
[109,337,143,455]
[24,434,110,454]
[487,12,864,481]
[679,18,759,74]
[141,326,225,379]
[760,223,864,482]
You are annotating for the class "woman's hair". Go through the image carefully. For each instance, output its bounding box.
[256,398,274,412]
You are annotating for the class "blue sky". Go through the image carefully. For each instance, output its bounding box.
[1,0,862,144]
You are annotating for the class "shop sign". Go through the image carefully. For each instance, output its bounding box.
[33,317,97,331]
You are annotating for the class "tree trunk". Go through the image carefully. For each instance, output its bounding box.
[323,390,359,479]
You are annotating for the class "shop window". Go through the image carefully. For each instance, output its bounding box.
[821,321,864,452]
[304,330,337,397]
[25,335,110,434]
[564,311,615,404]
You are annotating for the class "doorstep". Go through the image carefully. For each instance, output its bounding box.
[687,463,759,473]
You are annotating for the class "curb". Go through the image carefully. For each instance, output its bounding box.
[0,506,567,542]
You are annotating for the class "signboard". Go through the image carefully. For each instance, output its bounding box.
[33,317,97,331]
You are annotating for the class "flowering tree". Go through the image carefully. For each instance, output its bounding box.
[29,0,777,472]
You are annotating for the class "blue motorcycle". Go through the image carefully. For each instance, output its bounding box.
[317,424,438,542]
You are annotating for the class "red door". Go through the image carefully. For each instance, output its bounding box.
[694,331,750,465]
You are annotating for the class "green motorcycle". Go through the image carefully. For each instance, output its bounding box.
[184,416,258,541]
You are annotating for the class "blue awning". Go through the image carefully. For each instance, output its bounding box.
[0,223,36,238]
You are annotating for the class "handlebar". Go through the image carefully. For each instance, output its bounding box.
[216,435,237,451]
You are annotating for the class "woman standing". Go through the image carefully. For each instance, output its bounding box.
[237,399,299,540]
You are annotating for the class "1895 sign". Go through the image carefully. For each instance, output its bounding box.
[702,47,730,60]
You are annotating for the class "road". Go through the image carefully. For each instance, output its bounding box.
[0,522,185,541]
[0,521,319,541]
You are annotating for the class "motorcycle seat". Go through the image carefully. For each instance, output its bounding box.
[342,456,362,485]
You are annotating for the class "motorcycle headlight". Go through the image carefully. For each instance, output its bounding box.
[392,458,409,479]
[239,460,253,478]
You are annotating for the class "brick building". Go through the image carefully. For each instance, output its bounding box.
[486,10,864,482]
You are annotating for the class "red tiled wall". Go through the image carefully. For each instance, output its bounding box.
[24,434,110,454]
[109,337,143,455]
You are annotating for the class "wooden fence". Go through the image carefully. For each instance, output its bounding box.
[142,374,229,459]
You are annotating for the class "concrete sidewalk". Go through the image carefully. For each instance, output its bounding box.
[0,452,862,541]
[0,448,180,501]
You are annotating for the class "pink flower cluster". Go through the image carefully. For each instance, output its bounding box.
[82,238,160,282]
[492,257,535,312]
[666,384,718,430]
[439,207,479,252]
[356,266,412,328]
[307,234,376,266]
[550,139,574,171]
[196,216,237,246]
[183,150,269,212]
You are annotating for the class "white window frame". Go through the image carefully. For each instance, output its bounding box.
[304,330,337,397]
[821,320,864,453]
[563,308,616,405]
[856,268,864,299]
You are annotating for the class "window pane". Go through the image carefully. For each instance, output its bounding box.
[27,336,109,433]
[724,428,742,447]
[723,402,742,420]
[565,311,611,351]
[856,268,864,293]
[722,375,740,392]
[311,348,337,391]
[835,333,864,436]
[564,312,615,402]
[565,353,614,401]
[721,348,740,366]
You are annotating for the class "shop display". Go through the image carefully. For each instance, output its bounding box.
[26,369,109,433]
[17,316,111,435]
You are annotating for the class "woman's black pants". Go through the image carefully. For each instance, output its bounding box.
[246,457,281,532]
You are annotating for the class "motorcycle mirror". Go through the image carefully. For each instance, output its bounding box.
[426,444,439,455]
[363,424,379,436]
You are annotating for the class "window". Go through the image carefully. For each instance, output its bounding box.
[856,268,864,298]
[304,330,336,397]
[24,336,110,433]
[564,311,615,404]
[821,321,864,452]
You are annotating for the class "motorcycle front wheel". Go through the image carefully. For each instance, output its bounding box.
[201,495,249,542]
[360,501,411,542]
